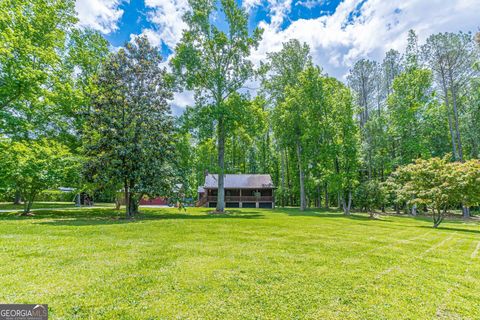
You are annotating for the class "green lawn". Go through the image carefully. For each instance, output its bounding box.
[0,207,479,319]
[0,202,114,211]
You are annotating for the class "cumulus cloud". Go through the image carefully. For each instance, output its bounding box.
[122,0,480,113]
[75,0,125,34]
[138,0,190,49]
[252,0,480,78]
[171,91,195,116]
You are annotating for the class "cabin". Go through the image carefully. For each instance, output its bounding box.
[197,174,275,209]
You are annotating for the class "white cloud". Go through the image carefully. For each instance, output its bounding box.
[243,0,293,27]
[252,0,480,78]
[137,0,190,49]
[75,0,125,34]
[268,0,293,27]
[130,28,162,47]
[122,0,480,113]
[243,0,264,12]
[171,90,195,116]
[296,0,324,10]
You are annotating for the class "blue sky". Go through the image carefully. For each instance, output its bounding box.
[75,0,480,113]
[103,0,343,48]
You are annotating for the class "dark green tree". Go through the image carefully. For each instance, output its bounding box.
[85,37,176,218]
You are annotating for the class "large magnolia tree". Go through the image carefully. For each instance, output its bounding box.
[84,37,176,218]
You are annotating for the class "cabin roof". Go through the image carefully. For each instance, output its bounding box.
[203,174,274,189]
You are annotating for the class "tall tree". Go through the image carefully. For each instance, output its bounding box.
[422,32,477,161]
[171,0,262,213]
[387,68,433,166]
[85,37,175,218]
[382,49,402,96]
[348,59,382,181]
[0,0,76,136]
[272,66,324,210]
[263,39,312,206]
[347,59,379,128]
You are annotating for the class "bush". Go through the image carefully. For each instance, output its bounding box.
[386,157,480,227]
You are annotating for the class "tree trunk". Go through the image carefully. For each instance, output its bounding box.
[216,116,225,213]
[22,191,36,215]
[130,195,139,215]
[285,149,291,206]
[124,180,131,218]
[411,204,417,216]
[14,190,22,205]
[462,206,470,219]
[115,197,121,210]
[23,200,33,215]
[342,190,352,215]
[324,183,329,209]
[280,148,286,207]
[296,140,306,211]
[441,70,458,160]
[433,208,445,228]
[449,71,463,161]
[317,185,321,208]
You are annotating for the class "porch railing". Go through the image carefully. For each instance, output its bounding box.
[206,196,274,202]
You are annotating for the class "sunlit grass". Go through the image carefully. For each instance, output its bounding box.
[0,207,479,319]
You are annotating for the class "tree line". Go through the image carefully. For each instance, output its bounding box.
[0,0,479,226]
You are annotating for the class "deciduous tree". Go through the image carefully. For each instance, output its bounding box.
[171,0,262,212]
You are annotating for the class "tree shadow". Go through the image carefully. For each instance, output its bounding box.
[0,208,264,227]
[388,214,480,227]
[277,207,390,221]
[416,225,480,235]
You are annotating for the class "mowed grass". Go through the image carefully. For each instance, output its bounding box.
[0,202,114,211]
[0,207,479,319]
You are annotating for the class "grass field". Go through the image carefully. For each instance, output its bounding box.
[0,207,479,319]
[0,202,114,211]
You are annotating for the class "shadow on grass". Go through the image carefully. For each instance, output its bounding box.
[278,207,391,222]
[0,208,264,226]
[417,225,480,235]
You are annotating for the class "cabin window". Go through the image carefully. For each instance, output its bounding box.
[242,202,256,208]
[259,202,272,209]
[226,202,240,208]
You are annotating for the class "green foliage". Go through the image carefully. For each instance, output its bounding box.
[387,157,480,227]
[0,138,77,213]
[354,180,385,215]
[84,36,176,217]
[36,190,76,202]
[387,68,433,165]
[171,0,262,212]
[262,39,312,103]
[421,31,478,162]
[0,0,78,138]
